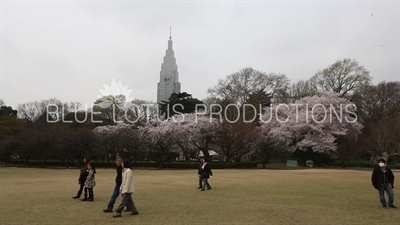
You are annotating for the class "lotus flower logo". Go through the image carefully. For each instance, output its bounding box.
[97,78,133,109]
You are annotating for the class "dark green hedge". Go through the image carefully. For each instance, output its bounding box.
[327,160,400,169]
[6,160,258,169]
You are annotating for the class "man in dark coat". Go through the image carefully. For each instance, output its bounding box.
[199,158,213,191]
[103,157,131,212]
[371,158,396,208]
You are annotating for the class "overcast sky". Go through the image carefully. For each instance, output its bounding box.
[1,0,399,109]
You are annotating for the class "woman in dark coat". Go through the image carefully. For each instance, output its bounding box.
[72,156,91,199]
[199,158,213,191]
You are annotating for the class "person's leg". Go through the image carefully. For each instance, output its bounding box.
[206,178,211,189]
[106,185,120,210]
[88,188,94,201]
[386,186,395,207]
[201,178,208,191]
[73,182,84,199]
[198,176,202,188]
[114,194,128,216]
[378,186,387,207]
[81,188,88,201]
[78,182,84,196]
[126,193,139,214]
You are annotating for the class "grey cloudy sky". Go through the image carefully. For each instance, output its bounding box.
[1,1,399,109]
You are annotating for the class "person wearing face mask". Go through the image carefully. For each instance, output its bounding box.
[371,158,396,209]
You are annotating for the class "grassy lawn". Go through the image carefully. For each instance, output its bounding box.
[0,167,399,225]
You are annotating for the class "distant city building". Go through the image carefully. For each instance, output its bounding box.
[157,29,181,104]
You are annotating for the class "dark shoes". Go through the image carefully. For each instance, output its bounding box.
[207,187,212,190]
[388,205,397,209]
[103,209,113,213]
[198,187,202,189]
[72,196,79,199]
[113,212,139,218]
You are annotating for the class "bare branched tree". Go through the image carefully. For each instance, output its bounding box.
[207,67,290,106]
[310,58,372,98]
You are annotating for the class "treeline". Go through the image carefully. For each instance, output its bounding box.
[0,58,399,168]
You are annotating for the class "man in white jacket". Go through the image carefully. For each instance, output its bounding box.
[113,160,139,218]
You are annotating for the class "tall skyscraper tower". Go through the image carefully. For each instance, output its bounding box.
[157,27,181,104]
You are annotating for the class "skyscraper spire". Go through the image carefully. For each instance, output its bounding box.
[157,27,181,104]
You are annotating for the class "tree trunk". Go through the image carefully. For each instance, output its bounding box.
[185,153,190,163]
[200,148,211,162]
[235,155,242,163]
[224,153,231,163]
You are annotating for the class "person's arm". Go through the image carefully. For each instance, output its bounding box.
[120,172,125,193]
[388,168,395,188]
[78,169,84,182]
[371,168,378,189]
[209,165,213,177]
[122,170,132,194]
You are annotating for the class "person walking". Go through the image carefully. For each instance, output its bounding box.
[103,157,131,213]
[82,162,96,202]
[113,160,139,218]
[72,156,90,199]
[371,158,396,209]
[199,158,212,191]
[197,158,204,189]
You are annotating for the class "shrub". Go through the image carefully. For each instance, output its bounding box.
[7,160,258,169]
[327,160,400,169]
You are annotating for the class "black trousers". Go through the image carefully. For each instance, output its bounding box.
[84,187,94,200]
[75,182,85,198]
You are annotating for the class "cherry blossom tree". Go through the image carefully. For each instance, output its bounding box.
[145,112,219,162]
[178,112,220,161]
[260,92,363,154]
[162,115,196,162]
[139,121,180,169]
[93,123,136,161]
[253,127,288,168]
[214,121,261,162]
[213,121,236,162]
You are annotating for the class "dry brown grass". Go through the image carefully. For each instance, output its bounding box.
[0,167,399,225]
